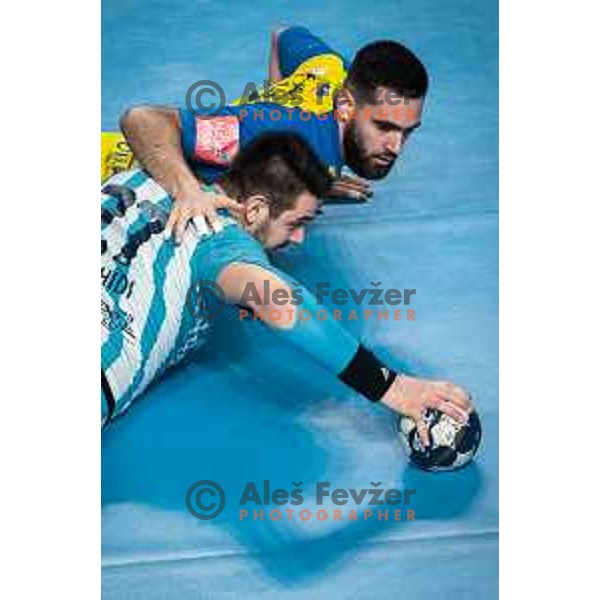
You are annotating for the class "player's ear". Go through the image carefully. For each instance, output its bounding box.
[335,88,356,123]
[243,194,270,227]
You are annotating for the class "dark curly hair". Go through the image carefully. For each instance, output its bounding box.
[345,40,429,104]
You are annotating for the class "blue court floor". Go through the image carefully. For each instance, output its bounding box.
[102,1,498,597]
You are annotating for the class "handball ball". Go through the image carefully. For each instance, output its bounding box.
[397,408,482,472]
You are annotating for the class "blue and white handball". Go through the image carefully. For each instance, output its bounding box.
[398,408,482,472]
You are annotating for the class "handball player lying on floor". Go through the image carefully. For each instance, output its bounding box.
[101,132,471,444]
[120,30,428,242]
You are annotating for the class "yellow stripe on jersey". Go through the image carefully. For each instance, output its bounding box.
[232,53,347,114]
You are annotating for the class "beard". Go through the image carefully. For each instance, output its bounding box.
[343,119,396,180]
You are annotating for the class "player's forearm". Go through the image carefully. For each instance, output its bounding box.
[120,105,202,198]
[218,263,398,400]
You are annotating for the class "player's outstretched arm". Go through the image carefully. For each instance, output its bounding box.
[217,262,471,445]
[120,105,240,241]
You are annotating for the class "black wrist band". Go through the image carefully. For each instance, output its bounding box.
[338,344,397,402]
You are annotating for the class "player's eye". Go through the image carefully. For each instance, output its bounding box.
[375,121,394,132]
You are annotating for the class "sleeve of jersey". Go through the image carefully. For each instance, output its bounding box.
[198,223,272,284]
[179,108,241,167]
[197,224,359,376]
[266,265,360,375]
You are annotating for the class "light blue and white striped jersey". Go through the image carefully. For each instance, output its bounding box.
[101,168,271,419]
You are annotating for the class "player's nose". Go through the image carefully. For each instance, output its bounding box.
[386,131,403,155]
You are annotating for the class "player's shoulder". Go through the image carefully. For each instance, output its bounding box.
[199,211,267,259]
[194,214,270,284]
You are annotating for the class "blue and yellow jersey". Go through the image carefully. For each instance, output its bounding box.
[101,27,349,182]
[178,103,343,183]
[101,168,271,421]
[178,27,348,181]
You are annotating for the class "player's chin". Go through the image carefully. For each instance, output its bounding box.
[362,159,395,180]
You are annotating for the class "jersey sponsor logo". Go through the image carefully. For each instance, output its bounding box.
[101,299,136,341]
[194,116,240,165]
[101,266,135,299]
